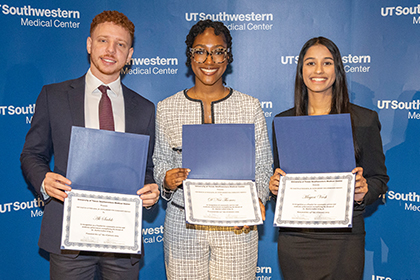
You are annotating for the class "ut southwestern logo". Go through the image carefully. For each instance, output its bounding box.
[281,54,371,73]
[381,4,420,17]
[387,190,420,213]
[381,4,420,24]
[377,100,420,120]
[122,56,179,75]
[261,101,273,118]
[0,4,81,29]
[0,197,44,217]
[185,12,274,31]
[0,104,35,124]
[142,225,164,244]
[372,276,393,280]
[377,100,420,110]
[256,266,272,280]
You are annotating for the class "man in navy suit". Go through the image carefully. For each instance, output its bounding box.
[20,11,159,280]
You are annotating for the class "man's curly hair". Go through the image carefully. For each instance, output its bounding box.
[90,11,135,46]
[185,19,233,67]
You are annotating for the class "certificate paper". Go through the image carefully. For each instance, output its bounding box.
[274,173,355,228]
[183,179,263,226]
[61,189,142,254]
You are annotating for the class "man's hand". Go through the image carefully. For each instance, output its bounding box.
[137,183,160,208]
[43,172,72,202]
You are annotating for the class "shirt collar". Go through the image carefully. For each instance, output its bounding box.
[86,68,121,97]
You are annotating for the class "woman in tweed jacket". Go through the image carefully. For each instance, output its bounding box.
[152,19,272,280]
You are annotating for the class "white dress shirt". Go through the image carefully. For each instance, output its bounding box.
[41,69,126,198]
[84,68,125,132]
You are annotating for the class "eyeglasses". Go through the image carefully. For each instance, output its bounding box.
[190,47,228,64]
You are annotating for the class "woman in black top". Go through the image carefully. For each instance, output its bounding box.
[269,37,389,280]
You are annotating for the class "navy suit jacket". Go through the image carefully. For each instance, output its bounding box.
[20,75,156,255]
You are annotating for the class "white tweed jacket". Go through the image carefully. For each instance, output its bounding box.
[153,88,273,208]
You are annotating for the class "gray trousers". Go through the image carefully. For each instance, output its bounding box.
[49,252,140,280]
[163,202,259,280]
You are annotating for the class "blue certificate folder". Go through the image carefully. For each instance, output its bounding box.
[182,124,255,180]
[66,126,150,194]
[273,114,355,173]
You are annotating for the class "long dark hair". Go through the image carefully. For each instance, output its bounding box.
[294,37,359,158]
[294,36,349,116]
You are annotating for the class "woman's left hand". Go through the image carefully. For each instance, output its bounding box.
[352,167,368,203]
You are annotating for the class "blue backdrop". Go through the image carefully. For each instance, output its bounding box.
[1,1,419,279]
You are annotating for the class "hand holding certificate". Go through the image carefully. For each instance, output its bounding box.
[61,127,150,254]
[182,124,262,226]
[273,114,356,228]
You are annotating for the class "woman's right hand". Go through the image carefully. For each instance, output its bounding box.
[269,168,286,196]
[163,168,190,190]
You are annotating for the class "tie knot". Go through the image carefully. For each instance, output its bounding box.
[98,85,110,95]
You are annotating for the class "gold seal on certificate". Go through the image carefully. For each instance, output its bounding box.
[273,172,355,228]
[61,190,143,254]
[184,179,263,226]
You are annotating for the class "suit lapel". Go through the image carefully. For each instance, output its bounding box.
[123,85,139,134]
[68,76,85,127]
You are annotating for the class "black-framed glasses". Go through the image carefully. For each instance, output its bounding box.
[190,47,228,64]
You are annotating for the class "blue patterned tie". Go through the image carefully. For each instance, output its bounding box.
[98,85,114,131]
